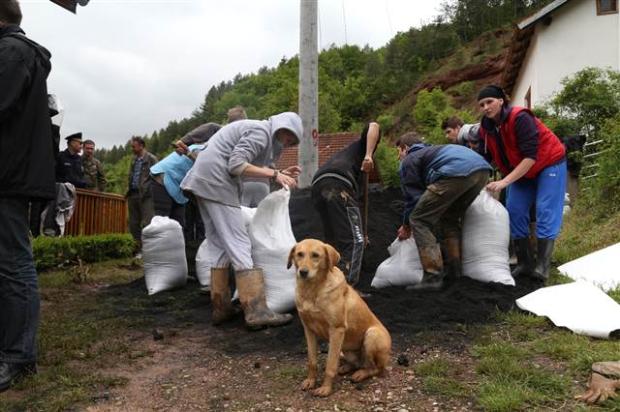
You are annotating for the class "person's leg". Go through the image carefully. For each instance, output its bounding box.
[0,198,39,391]
[127,193,142,252]
[533,160,567,279]
[170,202,186,228]
[311,182,334,242]
[140,194,155,232]
[506,178,537,277]
[151,179,173,218]
[203,201,292,329]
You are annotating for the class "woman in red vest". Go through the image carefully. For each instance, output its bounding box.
[477,85,566,281]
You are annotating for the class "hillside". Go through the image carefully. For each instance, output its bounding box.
[96,0,554,194]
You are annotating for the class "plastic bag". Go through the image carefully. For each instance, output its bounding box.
[462,190,514,286]
[371,237,424,288]
[248,188,297,313]
[143,216,188,295]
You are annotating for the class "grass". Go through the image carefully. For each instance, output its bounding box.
[414,358,471,398]
[0,259,143,412]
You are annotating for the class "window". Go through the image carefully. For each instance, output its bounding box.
[525,86,532,109]
[597,0,618,15]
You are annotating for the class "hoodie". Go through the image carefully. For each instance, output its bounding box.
[181,112,302,207]
[0,25,55,199]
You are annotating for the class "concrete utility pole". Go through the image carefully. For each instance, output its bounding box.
[298,0,319,188]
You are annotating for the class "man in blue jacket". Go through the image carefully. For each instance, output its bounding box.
[396,132,492,290]
[0,0,53,391]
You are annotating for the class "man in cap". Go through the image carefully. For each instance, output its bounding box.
[56,132,87,188]
[82,139,106,191]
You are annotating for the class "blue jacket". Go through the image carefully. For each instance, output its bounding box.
[150,144,206,204]
[400,144,491,223]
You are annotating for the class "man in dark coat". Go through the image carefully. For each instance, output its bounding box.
[0,0,54,392]
[56,132,87,188]
[311,122,381,286]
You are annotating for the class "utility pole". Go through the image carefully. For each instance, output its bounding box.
[298,0,319,188]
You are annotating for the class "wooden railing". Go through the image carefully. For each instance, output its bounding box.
[65,189,128,236]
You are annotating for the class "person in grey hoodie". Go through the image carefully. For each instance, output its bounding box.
[181,112,303,330]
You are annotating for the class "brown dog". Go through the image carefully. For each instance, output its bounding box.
[287,239,391,397]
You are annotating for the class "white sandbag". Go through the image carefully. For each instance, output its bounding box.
[371,237,423,288]
[558,243,620,292]
[462,190,514,286]
[516,281,620,339]
[249,188,297,313]
[142,216,187,295]
[195,206,257,287]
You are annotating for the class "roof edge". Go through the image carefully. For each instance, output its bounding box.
[518,0,571,29]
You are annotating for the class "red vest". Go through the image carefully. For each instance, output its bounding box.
[480,107,565,179]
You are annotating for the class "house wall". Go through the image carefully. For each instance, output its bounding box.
[513,0,619,108]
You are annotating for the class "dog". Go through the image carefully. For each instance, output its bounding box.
[287,239,391,397]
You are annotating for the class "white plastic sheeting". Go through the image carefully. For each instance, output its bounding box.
[462,190,514,286]
[516,281,620,339]
[143,216,188,295]
[371,238,423,288]
[557,243,620,292]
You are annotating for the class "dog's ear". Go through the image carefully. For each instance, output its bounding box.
[287,245,296,269]
[323,244,340,269]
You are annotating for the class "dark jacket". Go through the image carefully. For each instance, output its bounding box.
[127,151,158,198]
[400,144,492,222]
[312,124,375,195]
[56,148,87,188]
[0,25,55,199]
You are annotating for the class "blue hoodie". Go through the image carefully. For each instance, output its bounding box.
[400,143,491,223]
[150,144,206,204]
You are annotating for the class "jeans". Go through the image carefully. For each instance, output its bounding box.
[0,198,40,364]
[507,160,567,239]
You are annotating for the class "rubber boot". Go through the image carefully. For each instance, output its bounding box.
[511,238,534,278]
[235,268,293,330]
[408,245,445,291]
[532,238,555,281]
[210,267,237,326]
[442,237,462,280]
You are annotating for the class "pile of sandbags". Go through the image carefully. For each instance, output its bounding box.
[143,216,188,295]
[372,190,513,288]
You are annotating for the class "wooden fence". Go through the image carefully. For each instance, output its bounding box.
[65,189,128,236]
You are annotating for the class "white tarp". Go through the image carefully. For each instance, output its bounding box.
[143,216,187,295]
[516,281,620,339]
[557,243,620,292]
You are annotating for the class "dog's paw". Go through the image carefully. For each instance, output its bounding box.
[301,378,316,391]
[312,385,333,397]
[351,369,371,382]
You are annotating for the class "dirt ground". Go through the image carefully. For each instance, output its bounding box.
[4,187,609,411]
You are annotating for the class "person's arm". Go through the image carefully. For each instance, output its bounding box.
[486,112,538,192]
[97,161,107,192]
[0,48,30,122]
[241,164,297,188]
[361,122,380,173]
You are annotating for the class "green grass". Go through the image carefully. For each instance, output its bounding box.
[414,358,471,398]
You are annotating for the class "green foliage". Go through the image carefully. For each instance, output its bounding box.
[33,234,135,271]
[412,88,476,144]
[373,140,400,188]
[592,115,620,208]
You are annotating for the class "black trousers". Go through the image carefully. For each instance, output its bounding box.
[151,179,185,228]
[311,178,364,285]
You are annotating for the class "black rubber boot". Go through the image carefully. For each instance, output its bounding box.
[532,238,555,281]
[408,246,445,291]
[511,238,534,278]
[0,362,36,393]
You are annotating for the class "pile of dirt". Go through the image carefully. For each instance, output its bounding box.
[106,187,541,356]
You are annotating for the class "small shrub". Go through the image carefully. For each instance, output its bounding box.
[33,234,135,271]
[374,140,400,188]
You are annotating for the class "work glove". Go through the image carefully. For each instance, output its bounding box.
[575,372,620,404]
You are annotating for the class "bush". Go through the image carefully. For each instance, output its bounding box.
[374,140,401,188]
[33,234,135,271]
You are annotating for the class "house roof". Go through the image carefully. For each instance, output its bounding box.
[502,0,574,94]
[518,0,572,29]
[275,132,382,183]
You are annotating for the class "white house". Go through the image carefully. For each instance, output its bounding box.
[502,0,619,108]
